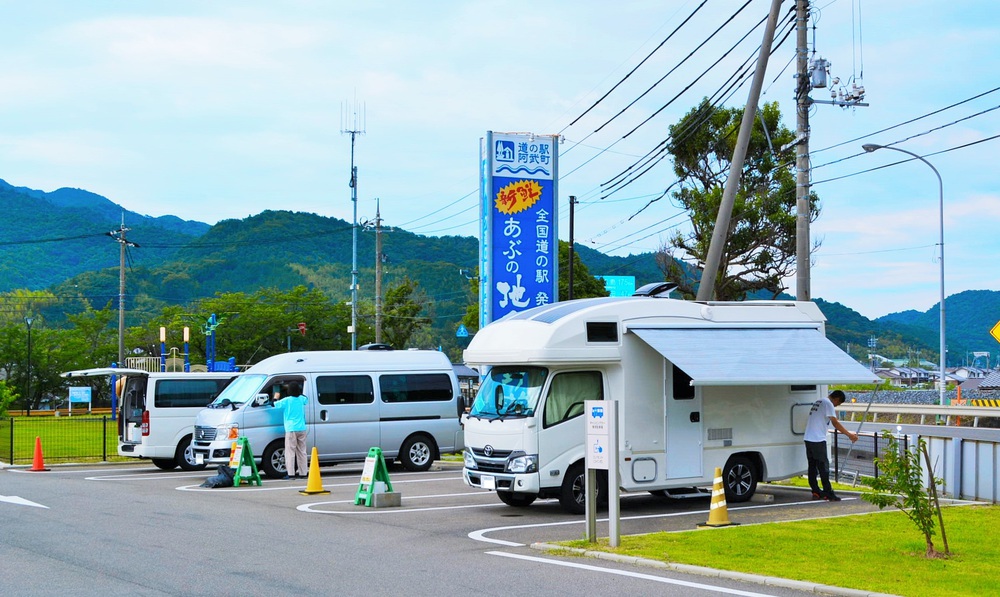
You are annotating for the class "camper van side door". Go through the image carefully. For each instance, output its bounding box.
[313,374,379,461]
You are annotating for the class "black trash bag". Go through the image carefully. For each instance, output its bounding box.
[200,465,236,488]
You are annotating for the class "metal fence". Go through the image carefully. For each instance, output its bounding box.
[1,416,120,465]
[831,430,907,485]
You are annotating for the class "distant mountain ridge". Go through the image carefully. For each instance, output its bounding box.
[2,178,997,364]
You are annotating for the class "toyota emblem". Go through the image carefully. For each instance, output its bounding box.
[483,445,494,457]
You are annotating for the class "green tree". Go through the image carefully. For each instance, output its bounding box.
[0,380,16,417]
[863,431,949,558]
[381,277,430,349]
[658,100,820,300]
[559,240,610,301]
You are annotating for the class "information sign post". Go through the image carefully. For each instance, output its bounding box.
[584,400,619,546]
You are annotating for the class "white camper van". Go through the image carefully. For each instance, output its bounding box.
[191,350,465,478]
[61,368,238,470]
[461,292,877,513]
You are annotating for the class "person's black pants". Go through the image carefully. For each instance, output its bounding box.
[805,440,833,496]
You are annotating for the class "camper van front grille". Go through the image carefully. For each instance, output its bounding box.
[194,426,217,442]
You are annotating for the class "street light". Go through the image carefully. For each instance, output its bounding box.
[24,316,33,416]
[862,143,946,406]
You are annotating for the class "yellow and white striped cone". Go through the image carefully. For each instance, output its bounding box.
[699,466,735,527]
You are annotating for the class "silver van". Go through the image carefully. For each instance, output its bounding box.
[191,350,464,478]
[62,368,238,470]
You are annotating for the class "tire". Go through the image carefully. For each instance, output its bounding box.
[151,458,177,470]
[723,456,758,503]
[399,434,436,472]
[261,441,287,479]
[559,462,587,514]
[497,491,537,507]
[176,436,207,471]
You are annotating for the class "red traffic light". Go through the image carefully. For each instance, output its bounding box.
[297,322,307,335]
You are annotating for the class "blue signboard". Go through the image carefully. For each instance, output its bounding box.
[596,275,636,297]
[69,387,92,403]
[480,132,559,328]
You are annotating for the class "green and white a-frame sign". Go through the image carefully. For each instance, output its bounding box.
[354,447,393,506]
[229,437,261,487]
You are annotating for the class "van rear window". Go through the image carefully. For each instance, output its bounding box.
[317,375,375,405]
[379,374,454,403]
[154,379,230,408]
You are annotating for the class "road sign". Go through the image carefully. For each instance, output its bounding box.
[456,324,469,338]
[991,320,1000,345]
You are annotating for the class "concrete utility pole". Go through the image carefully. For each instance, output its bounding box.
[375,200,383,344]
[568,195,576,300]
[108,217,137,366]
[697,0,784,301]
[794,0,811,301]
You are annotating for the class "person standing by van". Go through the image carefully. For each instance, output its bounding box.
[272,381,308,479]
[804,389,858,501]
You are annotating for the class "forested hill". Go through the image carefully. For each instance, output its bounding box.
[0,179,209,290]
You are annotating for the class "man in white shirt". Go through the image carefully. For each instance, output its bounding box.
[804,390,858,501]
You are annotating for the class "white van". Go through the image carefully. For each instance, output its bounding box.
[191,350,465,478]
[61,368,238,470]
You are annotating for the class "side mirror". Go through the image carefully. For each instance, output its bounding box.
[255,393,271,406]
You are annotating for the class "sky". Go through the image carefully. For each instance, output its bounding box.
[2,0,998,321]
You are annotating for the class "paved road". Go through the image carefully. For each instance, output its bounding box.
[1,461,886,596]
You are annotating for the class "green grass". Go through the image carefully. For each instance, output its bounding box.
[2,414,129,464]
[562,504,999,597]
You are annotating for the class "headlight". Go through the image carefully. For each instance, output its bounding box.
[463,449,478,470]
[506,453,538,474]
[218,424,239,440]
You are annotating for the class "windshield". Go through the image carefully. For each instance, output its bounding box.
[468,366,547,420]
[209,374,267,407]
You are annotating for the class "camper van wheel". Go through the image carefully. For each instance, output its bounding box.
[497,491,537,507]
[151,458,177,471]
[399,434,435,472]
[723,456,758,503]
[176,436,207,471]
[559,462,587,514]
[261,441,287,479]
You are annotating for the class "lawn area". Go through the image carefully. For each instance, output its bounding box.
[562,504,999,597]
[1,414,129,464]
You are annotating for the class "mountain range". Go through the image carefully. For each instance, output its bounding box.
[4,178,997,366]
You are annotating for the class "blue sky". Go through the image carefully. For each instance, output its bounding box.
[2,1,998,321]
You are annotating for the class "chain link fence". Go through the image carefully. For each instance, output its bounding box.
[1,416,126,465]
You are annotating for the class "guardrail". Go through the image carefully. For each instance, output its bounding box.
[837,403,1000,427]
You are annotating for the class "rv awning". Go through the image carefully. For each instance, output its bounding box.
[630,327,879,386]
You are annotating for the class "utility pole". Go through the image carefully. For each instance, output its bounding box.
[108,217,137,366]
[794,0,811,301]
[697,0,783,301]
[374,200,383,344]
[567,195,576,300]
[342,102,365,350]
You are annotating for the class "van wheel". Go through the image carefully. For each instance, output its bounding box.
[497,491,537,507]
[723,456,758,503]
[176,436,207,471]
[399,434,435,472]
[559,462,587,514]
[152,458,176,470]
[261,441,287,479]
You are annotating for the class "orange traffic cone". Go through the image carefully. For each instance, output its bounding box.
[698,467,736,527]
[29,436,49,472]
[299,447,330,495]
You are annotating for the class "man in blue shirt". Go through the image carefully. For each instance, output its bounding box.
[272,381,308,479]
[804,390,858,501]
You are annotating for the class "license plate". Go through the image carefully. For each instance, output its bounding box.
[481,474,496,490]
[195,453,204,465]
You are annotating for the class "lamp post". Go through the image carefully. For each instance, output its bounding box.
[862,144,946,406]
[24,316,33,416]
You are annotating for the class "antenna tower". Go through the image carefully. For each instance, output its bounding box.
[342,100,366,350]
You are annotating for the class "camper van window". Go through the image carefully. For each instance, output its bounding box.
[586,322,618,343]
[468,367,547,420]
[154,379,231,408]
[210,374,267,407]
[379,374,453,403]
[317,375,374,405]
[672,364,695,400]
[543,371,603,428]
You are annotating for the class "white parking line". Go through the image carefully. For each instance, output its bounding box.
[176,473,467,492]
[486,551,780,597]
[298,491,504,514]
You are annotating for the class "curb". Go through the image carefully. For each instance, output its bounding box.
[530,543,899,597]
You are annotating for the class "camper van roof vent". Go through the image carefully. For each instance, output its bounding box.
[632,282,678,298]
